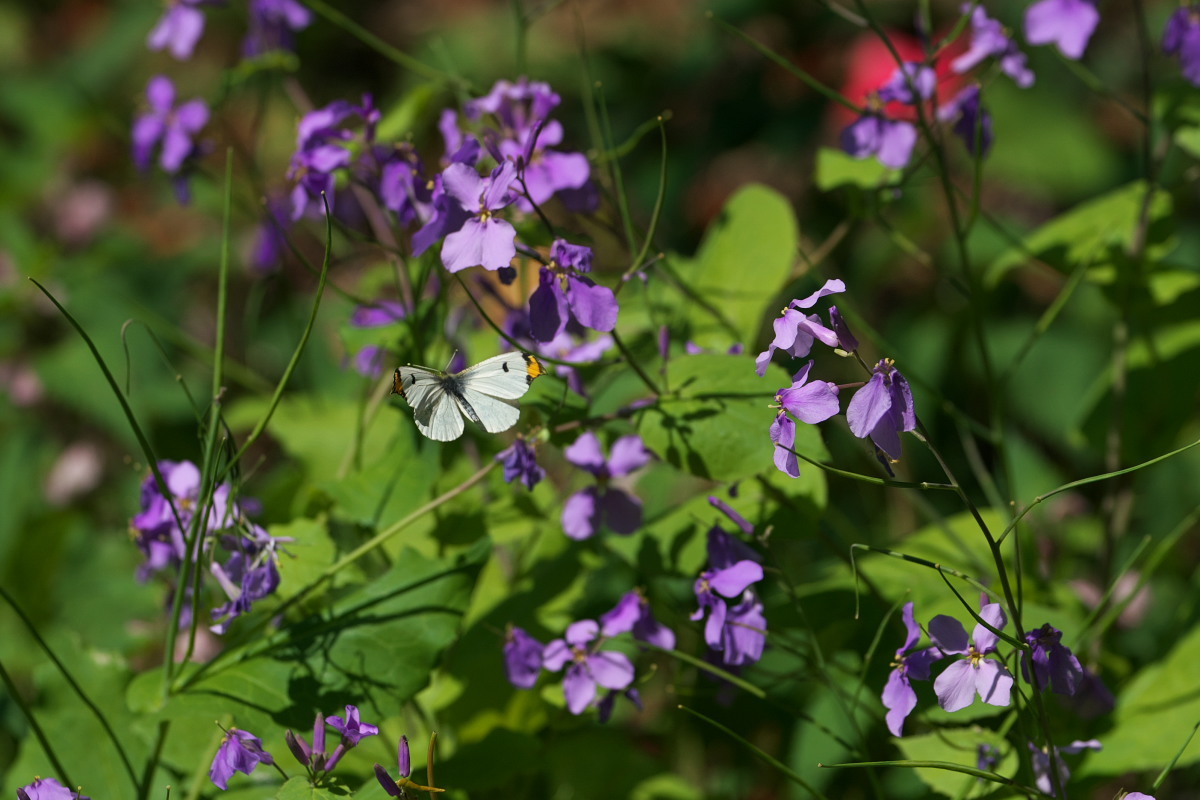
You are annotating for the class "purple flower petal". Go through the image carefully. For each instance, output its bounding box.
[529,268,569,343]
[928,615,969,654]
[972,603,1007,653]
[566,619,599,647]
[1024,0,1099,60]
[588,650,635,690]
[599,487,643,535]
[882,667,918,736]
[708,560,764,598]
[606,435,651,476]
[769,412,800,478]
[847,371,892,438]
[564,432,606,473]
[932,659,978,712]
[973,658,1014,707]
[542,638,571,671]
[565,274,619,332]
[563,662,596,714]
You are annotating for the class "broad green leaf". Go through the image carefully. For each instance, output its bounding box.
[682,184,799,346]
[893,729,1017,798]
[637,353,827,483]
[288,543,487,715]
[276,776,351,799]
[272,516,338,601]
[7,653,144,800]
[815,146,893,191]
[1080,620,1200,775]
[985,181,1174,286]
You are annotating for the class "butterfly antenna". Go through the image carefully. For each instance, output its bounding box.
[443,350,458,371]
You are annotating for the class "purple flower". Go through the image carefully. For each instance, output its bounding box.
[496,437,546,490]
[846,358,916,461]
[601,590,676,649]
[881,602,943,736]
[769,411,800,478]
[147,0,218,60]
[1124,794,1156,800]
[939,85,993,157]
[351,345,388,378]
[840,114,917,170]
[976,743,1000,771]
[528,240,618,342]
[439,162,519,272]
[209,727,274,790]
[504,625,545,688]
[16,778,88,800]
[692,529,764,651]
[543,619,636,714]
[132,76,208,174]
[1163,7,1200,85]
[929,603,1014,712]
[466,77,561,141]
[1021,623,1083,695]
[286,97,376,220]
[209,525,288,634]
[754,279,844,376]
[877,62,936,105]
[774,360,841,424]
[1029,739,1101,796]
[828,305,858,352]
[243,0,312,57]
[131,460,240,580]
[248,195,289,274]
[718,591,767,666]
[1024,0,1099,59]
[327,704,379,747]
[951,5,1035,88]
[350,301,407,327]
[379,144,433,229]
[561,433,651,540]
[1060,665,1114,718]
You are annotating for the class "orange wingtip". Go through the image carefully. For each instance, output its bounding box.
[524,354,547,379]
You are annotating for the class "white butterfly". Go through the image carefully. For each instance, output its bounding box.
[391,352,547,441]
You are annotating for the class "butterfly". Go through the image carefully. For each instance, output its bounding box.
[391,352,547,441]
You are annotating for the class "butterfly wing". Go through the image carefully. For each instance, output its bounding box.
[454,352,546,400]
[455,387,522,434]
[393,366,466,441]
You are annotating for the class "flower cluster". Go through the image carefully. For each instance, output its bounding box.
[840,1,1103,168]
[135,0,311,199]
[561,432,652,540]
[284,706,378,779]
[504,588,673,718]
[882,601,1087,738]
[692,524,767,668]
[758,280,917,476]
[129,459,288,634]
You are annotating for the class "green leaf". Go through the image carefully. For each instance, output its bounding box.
[893,729,1017,798]
[985,181,1174,286]
[682,184,799,346]
[637,354,827,483]
[276,776,351,799]
[285,543,487,715]
[1080,620,1200,775]
[814,147,893,191]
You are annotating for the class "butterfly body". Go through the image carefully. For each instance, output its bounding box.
[392,352,546,441]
